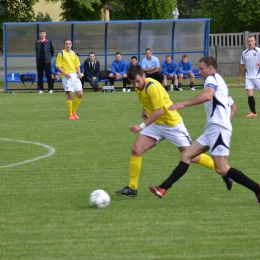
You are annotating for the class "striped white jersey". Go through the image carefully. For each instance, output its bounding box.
[204,73,232,131]
[240,47,260,79]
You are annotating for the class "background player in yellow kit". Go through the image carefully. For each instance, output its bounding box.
[56,38,83,120]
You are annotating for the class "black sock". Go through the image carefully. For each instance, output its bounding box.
[109,77,114,86]
[248,96,256,114]
[226,167,260,194]
[178,83,182,87]
[123,78,128,88]
[190,83,194,88]
[160,161,189,190]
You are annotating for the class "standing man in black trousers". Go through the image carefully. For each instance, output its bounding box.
[35,30,54,94]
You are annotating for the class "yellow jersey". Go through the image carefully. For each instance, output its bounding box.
[56,50,80,74]
[135,78,183,126]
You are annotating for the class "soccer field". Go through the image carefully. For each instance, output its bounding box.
[1,87,260,259]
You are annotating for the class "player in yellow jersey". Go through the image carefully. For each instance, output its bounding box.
[56,39,83,120]
[115,65,233,197]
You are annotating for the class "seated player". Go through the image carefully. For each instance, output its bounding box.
[177,54,195,91]
[161,55,178,91]
[126,56,142,92]
[109,52,128,92]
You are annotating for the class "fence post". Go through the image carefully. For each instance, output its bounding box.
[244,31,249,48]
[214,45,218,60]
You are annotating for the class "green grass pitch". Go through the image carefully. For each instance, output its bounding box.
[0,86,260,259]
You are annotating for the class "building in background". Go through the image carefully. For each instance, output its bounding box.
[33,0,111,21]
[34,0,61,21]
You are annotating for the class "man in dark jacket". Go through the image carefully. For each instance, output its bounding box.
[84,52,101,92]
[35,30,54,93]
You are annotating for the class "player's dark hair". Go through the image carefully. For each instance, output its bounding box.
[39,29,45,33]
[127,65,143,80]
[115,52,122,56]
[166,54,172,59]
[199,56,218,70]
[89,51,95,55]
[63,38,72,44]
[145,48,151,52]
[247,35,256,40]
[131,56,137,60]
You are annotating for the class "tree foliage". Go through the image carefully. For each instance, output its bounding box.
[110,0,177,20]
[35,12,52,22]
[0,0,35,23]
[197,0,260,33]
[46,0,109,21]
[0,0,36,51]
[46,0,177,21]
[177,0,260,33]
[177,0,200,18]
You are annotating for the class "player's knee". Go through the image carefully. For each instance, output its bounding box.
[76,91,83,98]
[215,167,226,176]
[180,150,193,163]
[131,144,143,156]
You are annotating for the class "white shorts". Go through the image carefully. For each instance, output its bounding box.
[245,78,260,90]
[196,124,232,156]
[62,73,82,92]
[140,121,192,147]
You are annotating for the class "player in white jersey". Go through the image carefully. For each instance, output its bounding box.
[149,56,260,205]
[203,73,232,131]
[238,35,260,117]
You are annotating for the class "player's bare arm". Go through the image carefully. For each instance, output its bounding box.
[142,109,149,120]
[238,64,245,85]
[168,87,215,110]
[142,67,150,72]
[130,107,164,133]
[168,101,186,111]
[151,66,160,73]
[76,66,82,79]
[56,66,71,79]
[230,103,237,121]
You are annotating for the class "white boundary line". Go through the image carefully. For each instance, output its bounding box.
[0,138,56,169]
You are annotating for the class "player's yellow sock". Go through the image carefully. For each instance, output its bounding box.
[67,99,73,116]
[72,96,82,112]
[128,155,142,190]
[198,153,215,171]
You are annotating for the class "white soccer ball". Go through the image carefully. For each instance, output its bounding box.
[89,189,110,209]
